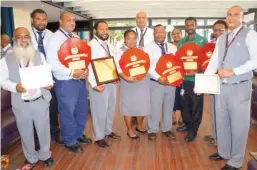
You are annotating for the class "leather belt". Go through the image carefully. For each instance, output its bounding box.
[23,96,42,102]
[222,80,249,85]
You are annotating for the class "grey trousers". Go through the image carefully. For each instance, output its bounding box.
[12,98,51,163]
[89,84,116,141]
[215,81,252,168]
[147,80,176,133]
[210,95,217,140]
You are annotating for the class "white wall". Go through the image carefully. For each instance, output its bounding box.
[13,7,31,29]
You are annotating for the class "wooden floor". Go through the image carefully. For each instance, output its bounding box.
[2,95,257,170]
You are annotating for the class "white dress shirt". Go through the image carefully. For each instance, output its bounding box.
[29,27,53,51]
[144,41,177,80]
[132,27,154,48]
[46,28,78,80]
[205,25,257,75]
[1,53,46,100]
[88,36,116,87]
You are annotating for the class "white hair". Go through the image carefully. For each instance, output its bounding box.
[13,40,36,63]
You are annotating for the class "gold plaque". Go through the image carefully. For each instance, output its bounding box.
[91,57,119,85]
[129,66,146,77]
[167,72,182,84]
[183,62,197,70]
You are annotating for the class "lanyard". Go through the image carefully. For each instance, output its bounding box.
[222,26,243,63]
[155,42,168,54]
[136,28,147,45]
[94,37,111,56]
[32,28,45,43]
[59,29,72,39]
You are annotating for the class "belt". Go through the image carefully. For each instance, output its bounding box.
[222,80,249,85]
[23,96,42,102]
[150,78,157,82]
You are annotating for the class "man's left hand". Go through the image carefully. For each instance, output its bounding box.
[217,69,235,78]
[44,85,53,90]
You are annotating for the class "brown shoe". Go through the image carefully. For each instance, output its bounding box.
[148,133,156,140]
[95,139,109,148]
[162,131,175,140]
[107,132,121,140]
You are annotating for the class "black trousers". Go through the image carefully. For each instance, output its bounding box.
[180,81,203,137]
[34,87,60,144]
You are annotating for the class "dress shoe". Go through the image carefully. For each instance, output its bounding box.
[65,143,83,153]
[221,164,239,170]
[162,131,175,140]
[78,134,92,145]
[43,157,54,167]
[95,139,109,148]
[208,140,217,146]
[209,153,225,161]
[54,136,64,145]
[135,128,147,134]
[178,121,184,126]
[203,135,215,142]
[184,134,196,143]
[107,132,121,140]
[176,125,187,132]
[148,133,156,140]
[172,121,177,125]
[127,133,140,140]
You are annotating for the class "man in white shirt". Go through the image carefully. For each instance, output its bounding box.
[132,11,154,49]
[1,34,13,58]
[88,21,120,148]
[1,27,53,167]
[144,24,177,141]
[206,6,257,170]
[46,12,91,153]
[29,9,63,146]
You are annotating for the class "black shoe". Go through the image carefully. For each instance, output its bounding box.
[43,157,54,167]
[53,136,64,145]
[65,143,83,153]
[95,139,109,148]
[176,125,187,132]
[127,133,140,140]
[184,134,196,143]
[162,131,176,140]
[172,121,177,125]
[221,164,239,170]
[135,128,147,134]
[203,135,215,142]
[178,121,184,126]
[209,153,225,161]
[78,134,92,145]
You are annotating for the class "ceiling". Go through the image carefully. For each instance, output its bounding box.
[53,0,257,19]
[1,0,257,21]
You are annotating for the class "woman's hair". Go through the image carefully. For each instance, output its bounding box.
[124,30,137,38]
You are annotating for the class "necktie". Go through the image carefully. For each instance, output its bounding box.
[227,32,234,46]
[139,29,144,48]
[68,33,73,38]
[37,31,45,56]
[160,43,166,55]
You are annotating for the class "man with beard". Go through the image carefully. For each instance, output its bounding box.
[132,11,154,49]
[176,17,207,143]
[29,9,63,146]
[46,12,91,153]
[88,21,120,148]
[1,34,13,58]
[0,27,53,168]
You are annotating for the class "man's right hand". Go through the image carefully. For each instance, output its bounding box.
[157,77,169,86]
[16,83,26,93]
[93,84,106,92]
[72,69,85,78]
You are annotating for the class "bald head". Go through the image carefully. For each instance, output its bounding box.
[136,11,148,29]
[226,6,244,31]
[59,12,76,33]
[1,34,10,48]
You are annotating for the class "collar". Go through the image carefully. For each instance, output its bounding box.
[228,24,243,35]
[155,41,166,46]
[59,27,71,35]
[33,27,46,34]
[136,26,147,32]
[186,33,198,41]
[3,44,11,51]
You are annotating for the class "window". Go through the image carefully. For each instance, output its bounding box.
[152,19,168,26]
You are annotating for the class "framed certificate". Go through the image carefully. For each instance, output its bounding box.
[91,57,119,86]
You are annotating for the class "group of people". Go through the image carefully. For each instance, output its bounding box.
[1,5,257,170]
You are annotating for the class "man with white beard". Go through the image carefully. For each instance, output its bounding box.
[0,27,54,168]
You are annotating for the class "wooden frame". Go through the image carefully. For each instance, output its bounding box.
[91,56,119,86]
